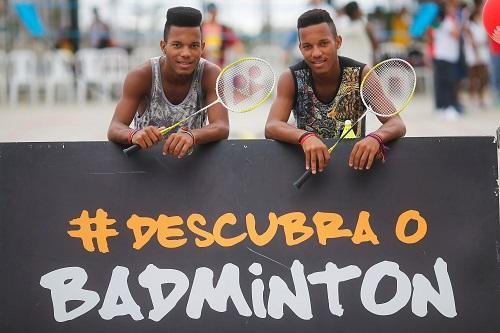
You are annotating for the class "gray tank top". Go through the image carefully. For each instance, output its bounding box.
[134,56,207,133]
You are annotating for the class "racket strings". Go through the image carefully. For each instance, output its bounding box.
[361,60,416,117]
[217,58,275,113]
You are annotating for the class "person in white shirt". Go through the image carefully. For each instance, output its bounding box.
[337,1,379,66]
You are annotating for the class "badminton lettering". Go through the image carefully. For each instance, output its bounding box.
[67,209,119,253]
[49,209,454,323]
[39,258,456,322]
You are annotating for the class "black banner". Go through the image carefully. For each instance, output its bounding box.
[0,138,499,332]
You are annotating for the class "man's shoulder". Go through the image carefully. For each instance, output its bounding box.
[339,56,366,69]
[124,60,153,95]
[276,70,295,96]
[129,59,153,79]
[200,59,221,88]
[201,59,221,75]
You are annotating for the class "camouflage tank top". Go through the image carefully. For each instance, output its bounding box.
[134,56,207,134]
[290,56,366,138]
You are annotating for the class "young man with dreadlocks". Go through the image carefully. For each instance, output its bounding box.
[108,6,229,158]
[265,9,405,174]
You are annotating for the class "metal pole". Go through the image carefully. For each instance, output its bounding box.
[68,0,79,51]
[2,0,11,53]
[260,0,271,43]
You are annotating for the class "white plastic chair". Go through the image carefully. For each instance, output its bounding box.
[0,50,7,104]
[100,47,129,100]
[42,50,75,104]
[8,49,39,105]
[76,48,106,103]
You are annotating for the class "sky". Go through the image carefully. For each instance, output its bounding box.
[79,0,415,36]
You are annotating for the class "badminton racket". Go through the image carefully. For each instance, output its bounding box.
[124,57,275,156]
[293,58,416,189]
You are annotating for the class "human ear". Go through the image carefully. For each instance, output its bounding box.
[335,35,342,49]
[160,40,167,55]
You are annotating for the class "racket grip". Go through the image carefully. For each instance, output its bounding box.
[293,169,313,189]
[123,144,141,156]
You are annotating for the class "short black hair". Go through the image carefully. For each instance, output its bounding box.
[297,9,337,37]
[163,6,202,40]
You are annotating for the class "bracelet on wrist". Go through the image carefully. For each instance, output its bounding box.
[180,126,196,145]
[366,132,389,162]
[299,132,316,145]
[127,129,138,145]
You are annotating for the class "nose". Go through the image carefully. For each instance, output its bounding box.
[180,46,191,57]
[312,45,322,58]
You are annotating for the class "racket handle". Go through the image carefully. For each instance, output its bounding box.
[293,169,313,189]
[123,144,141,156]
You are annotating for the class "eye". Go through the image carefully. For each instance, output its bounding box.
[172,43,181,48]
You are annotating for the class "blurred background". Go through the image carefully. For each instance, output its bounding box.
[0,0,498,142]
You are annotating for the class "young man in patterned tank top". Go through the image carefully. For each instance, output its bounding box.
[265,9,405,175]
[107,7,229,158]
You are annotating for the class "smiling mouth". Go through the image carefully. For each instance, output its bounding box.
[311,60,326,65]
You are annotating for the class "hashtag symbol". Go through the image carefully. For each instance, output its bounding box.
[67,209,119,253]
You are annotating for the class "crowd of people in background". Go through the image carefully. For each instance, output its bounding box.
[428,0,490,119]
[279,0,499,120]
[2,0,499,115]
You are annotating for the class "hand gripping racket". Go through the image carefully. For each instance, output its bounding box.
[123,57,276,156]
[293,58,416,189]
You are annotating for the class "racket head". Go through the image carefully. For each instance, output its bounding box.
[215,57,275,113]
[360,58,416,118]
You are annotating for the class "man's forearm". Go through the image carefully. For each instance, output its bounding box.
[191,123,229,144]
[265,121,306,145]
[373,117,406,142]
[108,122,136,145]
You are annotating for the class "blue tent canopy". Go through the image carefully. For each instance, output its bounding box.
[14,2,45,37]
[409,3,439,38]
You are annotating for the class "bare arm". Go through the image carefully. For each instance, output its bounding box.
[107,63,163,148]
[349,65,406,169]
[265,70,304,143]
[265,70,330,174]
[193,61,229,143]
